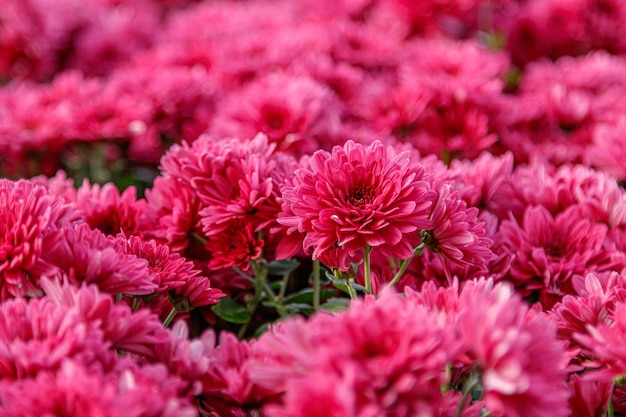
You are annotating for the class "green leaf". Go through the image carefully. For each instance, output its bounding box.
[283,288,336,305]
[267,259,300,276]
[284,303,314,315]
[319,298,350,313]
[211,297,251,324]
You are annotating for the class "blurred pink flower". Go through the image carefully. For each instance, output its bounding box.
[457,279,570,417]
[575,301,626,381]
[209,73,336,156]
[567,373,611,417]
[495,205,622,305]
[0,358,197,417]
[0,179,77,299]
[251,290,459,416]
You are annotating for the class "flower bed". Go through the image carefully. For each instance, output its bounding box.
[1,0,626,416]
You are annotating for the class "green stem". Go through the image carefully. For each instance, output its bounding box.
[387,257,413,289]
[132,297,141,312]
[238,260,271,338]
[386,243,425,289]
[608,382,615,417]
[346,278,358,300]
[232,266,256,284]
[363,245,372,294]
[454,374,480,417]
[162,306,177,327]
[312,259,321,310]
[278,270,290,299]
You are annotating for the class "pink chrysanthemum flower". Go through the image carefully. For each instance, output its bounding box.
[0,359,198,417]
[278,140,434,270]
[144,176,202,253]
[494,205,623,305]
[41,278,170,359]
[457,279,570,417]
[568,373,611,417]
[0,295,109,380]
[160,134,297,257]
[43,223,157,296]
[204,218,264,271]
[209,72,336,156]
[551,272,626,354]
[250,290,459,416]
[74,180,148,237]
[422,182,495,275]
[0,179,78,299]
[448,151,514,211]
[124,235,213,294]
[198,331,272,417]
[575,300,626,381]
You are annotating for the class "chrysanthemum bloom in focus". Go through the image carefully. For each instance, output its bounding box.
[278,140,435,271]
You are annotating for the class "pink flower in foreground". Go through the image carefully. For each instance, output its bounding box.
[0,179,77,299]
[199,331,271,416]
[0,359,197,417]
[40,278,170,359]
[551,272,626,353]
[278,140,434,270]
[457,280,570,417]
[568,373,611,417]
[251,290,459,416]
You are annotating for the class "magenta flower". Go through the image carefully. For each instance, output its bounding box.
[279,140,434,269]
[250,290,459,416]
[568,373,611,417]
[74,180,147,237]
[457,280,570,417]
[43,223,157,296]
[0,179,78,299]
[551,272,626,354]
[209,72,336,155]
[0,359,198,417]
[204,218,264,271]
[495,205,623,305]
[40,278,170,359]
[423,182,495,273]
[144,176,202,253]
[575,300,626,381]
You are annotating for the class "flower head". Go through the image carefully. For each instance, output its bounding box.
[279,140,434,269]
[0,179,78,299]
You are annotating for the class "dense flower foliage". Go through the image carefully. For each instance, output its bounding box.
[3,0,626,415]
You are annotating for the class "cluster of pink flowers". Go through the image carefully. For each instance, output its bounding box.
[3,0,626,416]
